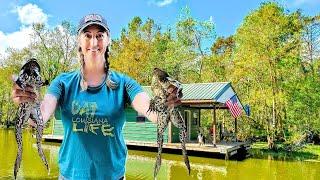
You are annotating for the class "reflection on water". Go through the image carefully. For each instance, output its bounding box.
[1,129,320,180]
[126,153,227,180]
[0,129,59,179]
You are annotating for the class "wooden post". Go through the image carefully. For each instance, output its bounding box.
[212,105,217,147]
[219,122,222,141]
[168,121,172,143]
[234,118,237,142]
[52,118,55,136]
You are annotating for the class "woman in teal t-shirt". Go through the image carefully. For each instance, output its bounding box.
[11,13,181,180]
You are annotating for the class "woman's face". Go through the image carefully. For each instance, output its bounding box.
[79,25,109,63]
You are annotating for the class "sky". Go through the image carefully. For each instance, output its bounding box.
[0,0,319,56]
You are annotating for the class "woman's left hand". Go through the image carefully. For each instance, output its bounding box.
[166,85,183,108]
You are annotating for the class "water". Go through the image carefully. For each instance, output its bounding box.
[0,129,319,180]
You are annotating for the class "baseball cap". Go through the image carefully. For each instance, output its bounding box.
[77,13,110,34]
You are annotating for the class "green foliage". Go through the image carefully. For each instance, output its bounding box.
[110,7,215,84]
[110,17,156,85]
[251,142,320,161]
[0,66,17,125]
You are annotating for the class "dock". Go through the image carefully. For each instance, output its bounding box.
[43,134,251,160]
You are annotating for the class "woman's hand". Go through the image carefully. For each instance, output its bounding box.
[11,75,37,126]
[11,75,36,105]
[166,84,183,108]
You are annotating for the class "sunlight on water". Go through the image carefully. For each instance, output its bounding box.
[1,129,319,180]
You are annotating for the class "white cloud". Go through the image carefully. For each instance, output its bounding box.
[149,0,177,7]
[209,16,213,23]
[0,26,33,56]
[16,3,48,25]
[0,4,49,57]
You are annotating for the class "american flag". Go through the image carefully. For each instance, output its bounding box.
[225,95,242,118]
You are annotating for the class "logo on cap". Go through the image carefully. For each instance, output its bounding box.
[84,14,102,22]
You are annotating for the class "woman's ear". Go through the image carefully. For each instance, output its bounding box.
[106,35,111,47]
[77,35,82,46]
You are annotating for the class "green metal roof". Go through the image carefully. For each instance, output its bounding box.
[142,82,231,102]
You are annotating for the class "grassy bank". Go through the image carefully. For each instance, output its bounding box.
[251,142,320,161]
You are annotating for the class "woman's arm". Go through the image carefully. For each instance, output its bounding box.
[131,92,157,123]
[131,86,182,123]
[40,94,58,125]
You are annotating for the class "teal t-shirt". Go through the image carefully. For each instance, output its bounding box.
[47,70,142,180]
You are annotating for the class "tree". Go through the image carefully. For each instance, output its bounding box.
[233,2,303,149]
[169,7,215,82]
[201,36,235,82]
[300,16,320,74]
[31,21,78,82]
[0,66,17,125]
[110,17,157,85]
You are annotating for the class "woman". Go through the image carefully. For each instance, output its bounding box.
[11,13,181,180]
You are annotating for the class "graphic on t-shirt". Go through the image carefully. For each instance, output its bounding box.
[71,100,114,137]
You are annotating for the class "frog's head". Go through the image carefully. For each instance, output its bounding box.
[16,58,42,89]
[152,68,169,83]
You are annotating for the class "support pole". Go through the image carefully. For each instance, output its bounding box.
[168,121,172,143]
[234,118,238,142]
[212,105,217,148]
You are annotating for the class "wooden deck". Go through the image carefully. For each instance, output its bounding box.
[126,140,250,160]
[43,134,63,141]
[43,134,251,160]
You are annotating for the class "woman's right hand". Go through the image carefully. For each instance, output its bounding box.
[11,76,36,105]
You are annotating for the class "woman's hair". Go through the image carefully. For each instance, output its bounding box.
[78,28,118,91]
